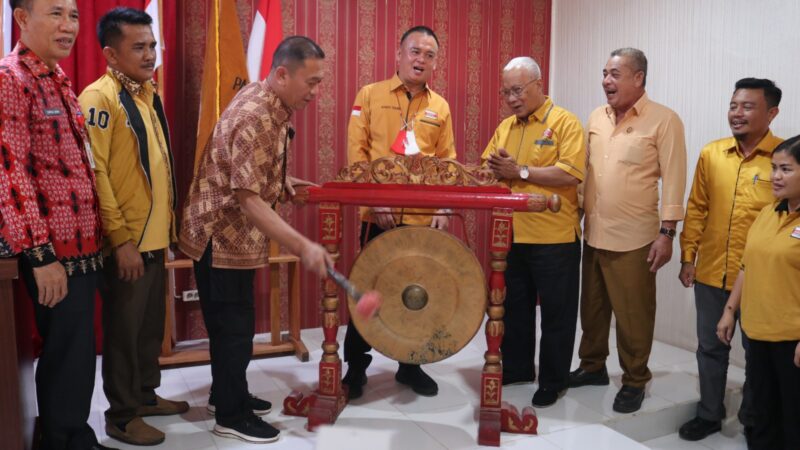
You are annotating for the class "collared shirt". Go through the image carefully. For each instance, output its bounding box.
[0,43,103,275]
[584,93,687,251]
[80,68,175,252]
[481,97,585,244]
[179,81,293,269]
[347,74,456,225]
[680,131,783,290]
[740,199,800,341]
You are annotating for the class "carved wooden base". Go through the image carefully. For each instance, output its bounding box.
[282,387,348,431]
[501,401,538,435]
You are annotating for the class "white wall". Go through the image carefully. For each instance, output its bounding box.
[550,0,800,365]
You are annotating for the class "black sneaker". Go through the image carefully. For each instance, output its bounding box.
[568,367,610,387]
[213,416,280,443]
[612,385,644,413]
[679,417,721,441]
[531,387,563,407]
[207,393,272,416]
[395,364,438,396]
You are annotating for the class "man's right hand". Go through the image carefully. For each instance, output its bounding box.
[371,207,396,230]
[299,241,334,278]
[678,262,696,288]
[32,261,67,307]
[115,241,144,282]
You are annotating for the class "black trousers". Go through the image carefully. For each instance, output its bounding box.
[194,242,256,426]
[20,259,99,450]
[343,222,417,372]
[745,338,800,450]
[501,238,581,390]
[99,250,166,425]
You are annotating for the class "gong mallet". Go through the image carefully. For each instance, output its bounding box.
[327,266,382,319]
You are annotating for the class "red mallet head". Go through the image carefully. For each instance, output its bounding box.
[355,290,382,319]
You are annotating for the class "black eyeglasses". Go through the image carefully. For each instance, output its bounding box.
[499,78,538,98]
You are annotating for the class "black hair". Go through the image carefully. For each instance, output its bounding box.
[774,134,800,165]
[400,25,439,47]
[10,0,31,11]
[271,36,325,72]
[734,78,782,109]
[97,7,153,49]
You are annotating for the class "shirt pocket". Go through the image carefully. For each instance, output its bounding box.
[616,136,650,166]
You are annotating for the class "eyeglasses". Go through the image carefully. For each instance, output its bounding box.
[499,78,538,98]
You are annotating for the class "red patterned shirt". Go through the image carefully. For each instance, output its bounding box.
[0,43,103,275]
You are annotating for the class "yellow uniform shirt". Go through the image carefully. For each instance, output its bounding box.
[80,69,175,252]
[584,93,687,251]
[680,132,783,290]
[481,97,585,244]
[347,74,456,225]
[740,200,800,341]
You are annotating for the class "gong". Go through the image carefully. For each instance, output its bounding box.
[348,226,487,364]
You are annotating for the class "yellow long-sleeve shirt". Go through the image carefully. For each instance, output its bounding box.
[679,131,783,290]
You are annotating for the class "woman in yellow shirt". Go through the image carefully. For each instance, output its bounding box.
[717,134,800,450]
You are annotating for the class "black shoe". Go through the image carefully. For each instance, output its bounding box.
[213,415,280,443]
[613,385,644,413]
[207,393,272,416]
[531,387,563,407]
[679,417,721,441]
[343,355,372,400]
[568,367,610,387]
[502,372,535,386]
[395,364,438,396]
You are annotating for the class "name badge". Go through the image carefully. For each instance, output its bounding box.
[792,226,800,240]
[535,139,554,146]
[84,141,96,169]
[44,108,63,117]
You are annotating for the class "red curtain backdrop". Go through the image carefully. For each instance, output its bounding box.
[168,0,552,340]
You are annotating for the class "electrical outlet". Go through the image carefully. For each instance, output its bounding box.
[183,289,199,302]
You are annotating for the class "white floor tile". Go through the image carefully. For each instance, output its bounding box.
[643,433,711,450]
[81,324,747,449]
[543,424,648,449]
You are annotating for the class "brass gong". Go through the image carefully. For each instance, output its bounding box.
[348,226,487,364]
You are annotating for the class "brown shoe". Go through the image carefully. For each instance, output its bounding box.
[137,395,190,417]
[105,417,165,446]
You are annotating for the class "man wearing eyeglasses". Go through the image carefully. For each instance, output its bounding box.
[481,56,585,408]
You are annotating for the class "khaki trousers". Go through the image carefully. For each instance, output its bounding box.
[577,243,656,388]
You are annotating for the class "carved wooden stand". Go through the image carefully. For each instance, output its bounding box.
[283,157,554,443]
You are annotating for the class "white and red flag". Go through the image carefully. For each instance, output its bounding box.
[247,0,283,82]
[143,0,163,69]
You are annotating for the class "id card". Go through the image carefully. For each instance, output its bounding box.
[792,226,800,240]
[84,141,96,169]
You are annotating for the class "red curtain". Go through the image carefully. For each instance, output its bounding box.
[168,0,553,340]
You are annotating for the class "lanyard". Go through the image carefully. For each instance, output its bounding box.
[394,89,424,131]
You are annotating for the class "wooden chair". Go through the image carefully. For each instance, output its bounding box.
[158,242,308,366]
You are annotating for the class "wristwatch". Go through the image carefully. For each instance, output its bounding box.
[519,165,530,180]
[659,227,676,239]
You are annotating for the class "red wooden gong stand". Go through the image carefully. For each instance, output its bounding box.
[282,170,551,445]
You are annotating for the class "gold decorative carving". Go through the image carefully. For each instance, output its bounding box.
[337,155,497,186]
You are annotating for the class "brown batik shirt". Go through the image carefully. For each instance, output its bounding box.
[179,81,293,268]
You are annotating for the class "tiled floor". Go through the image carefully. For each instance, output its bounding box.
[81,325,747,449]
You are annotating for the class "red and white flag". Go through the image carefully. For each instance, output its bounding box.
[247,0,283,82]
[144,0,163,69]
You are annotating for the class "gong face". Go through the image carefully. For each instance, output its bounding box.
[349,226,487,364]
